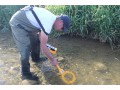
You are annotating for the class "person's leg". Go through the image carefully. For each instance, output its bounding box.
[10,25,38,80]
[30,33,47,62]
[30,33,40,61]
[9,9,40,80]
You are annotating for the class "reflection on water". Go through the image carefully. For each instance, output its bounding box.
[0,32,120,85]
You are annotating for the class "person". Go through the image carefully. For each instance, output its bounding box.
[9,5,70,81]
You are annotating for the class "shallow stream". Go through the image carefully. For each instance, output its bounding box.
[0,32,120,85]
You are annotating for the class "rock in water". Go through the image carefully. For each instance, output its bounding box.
[93,62,108,73]
[21,80,38,85]
[55,57,64,62]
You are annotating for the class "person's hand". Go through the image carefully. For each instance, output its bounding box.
[52,59,58,66]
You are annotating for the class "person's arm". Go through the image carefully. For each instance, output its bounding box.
[39,31,58,66]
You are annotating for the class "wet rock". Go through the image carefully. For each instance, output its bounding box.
[93,62,108,73]
[21,80,38,85]
[92,49,96,53]
[101,79,113,85]
[104,79,112,84]
[55,57,64,62]
[97,69,108,74]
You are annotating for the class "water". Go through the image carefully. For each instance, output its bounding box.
[0,32,120,85]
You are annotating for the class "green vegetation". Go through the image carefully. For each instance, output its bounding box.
[0,5,120,48]
[46,5,120,48]
[0,5,25,32]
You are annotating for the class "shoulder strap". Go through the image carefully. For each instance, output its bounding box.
[29,6,49,35]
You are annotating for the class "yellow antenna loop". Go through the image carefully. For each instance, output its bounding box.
[56,65,76,84]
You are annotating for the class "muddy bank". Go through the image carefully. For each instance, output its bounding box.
[0,32,120,85]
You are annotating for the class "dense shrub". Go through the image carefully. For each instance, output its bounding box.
[0,5,25,32]
[0,5,120,48]
[46,5,120,47]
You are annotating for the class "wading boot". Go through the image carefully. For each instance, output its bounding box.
[32,57,48,63]
[21,62,39,81]
[21,72,39,81]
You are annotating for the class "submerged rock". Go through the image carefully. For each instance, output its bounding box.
[21,80,38,85]
[55,57,64,62]
[93,62,108,74]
